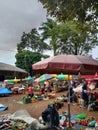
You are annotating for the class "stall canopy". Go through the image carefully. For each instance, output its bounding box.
[38,74,54,83]
[0,62,28,79]
[32,55,98,75]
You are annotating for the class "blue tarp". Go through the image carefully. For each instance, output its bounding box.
[0,104,8,111]
[0,88,12,95]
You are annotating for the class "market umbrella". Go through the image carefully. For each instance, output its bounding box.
[0,88,12,95]
[34,78,40,83]
[39,74,54,83]
[56,73,66,80]
[32,54,98,128]
[4,77,20,83]
[93,72,98,81]
[51,74,57,77]
[21,76,32,81]
[32,54,98,75]
[57,73,78,80]
[50,74,57,81]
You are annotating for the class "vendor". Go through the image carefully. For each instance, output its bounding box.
[41,103,60,129]
[87,93,96,111]
[27,84,34,97]
[39,85,45,95]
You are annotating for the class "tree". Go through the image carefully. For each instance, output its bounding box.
[39,18,60,56]
[58,21,98,55]
[16,28,50,76]
[17,28,50,53]
[39,19,98,55]
[39,0,98,23]
[15,50,49,76]
[39,0,98,55]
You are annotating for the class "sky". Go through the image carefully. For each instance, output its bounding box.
[0,0,98,66]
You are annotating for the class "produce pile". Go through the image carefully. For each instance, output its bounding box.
[22,94,50,104]
[0,119,28,130]
[0,114,29,130]
[77,116,97,127]
[59,112,98,129]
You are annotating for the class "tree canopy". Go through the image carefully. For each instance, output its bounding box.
[15,50,49,76]
[17,28,50,53]
[15,28,50,76]
[39,0,98,56]
[39,18,60,55]
[39,0,98,23]
[39,18,98,55]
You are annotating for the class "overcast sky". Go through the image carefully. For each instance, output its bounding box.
[0,0,98,65]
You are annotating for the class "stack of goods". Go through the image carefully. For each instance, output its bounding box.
[22,95,32,104]
[0,114,29,130]
[31,97,38,103]
[77,116,97,127]
[59,112,76,129]
[35,94,43,101]
[59,113,98,129]
[56,94,68,102]
[0,119,28,130]
[21,94,45,104]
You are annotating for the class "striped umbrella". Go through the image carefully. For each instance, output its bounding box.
[39,74,54,83]
[56,73,78,80]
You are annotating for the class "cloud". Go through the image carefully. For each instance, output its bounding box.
[0,0,47,65]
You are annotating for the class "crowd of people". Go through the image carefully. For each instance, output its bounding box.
[30,78,98,112]
[66,80,98,111]
[39,80,98,129]
[27,78,98,110]
[7,77,97,130]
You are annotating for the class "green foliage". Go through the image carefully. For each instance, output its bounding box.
[39,0,98,23]
[40,19,98,55]
[17,28,50,53]
[15,28,50,76]
[39,18,60,55]
[39,0,98,56]
[15,50,49,76]
[22,95,31,104]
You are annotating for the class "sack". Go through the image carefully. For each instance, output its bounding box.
[89,120,96,127]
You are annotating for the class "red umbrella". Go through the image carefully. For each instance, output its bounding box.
[32,55,98,75]
[32,54,98,128]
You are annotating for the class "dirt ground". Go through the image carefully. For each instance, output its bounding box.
[0,91,98,120]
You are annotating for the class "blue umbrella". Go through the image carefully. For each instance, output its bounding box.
[0,88,12,95]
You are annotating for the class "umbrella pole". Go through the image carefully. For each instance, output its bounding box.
[68,77,71,128]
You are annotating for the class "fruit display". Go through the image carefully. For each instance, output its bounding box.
[78,116,97,127]
[59,112,98,129]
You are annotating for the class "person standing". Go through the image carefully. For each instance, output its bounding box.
[81,81,88,108]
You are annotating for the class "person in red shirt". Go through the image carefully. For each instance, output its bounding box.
[27,84,34,97]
